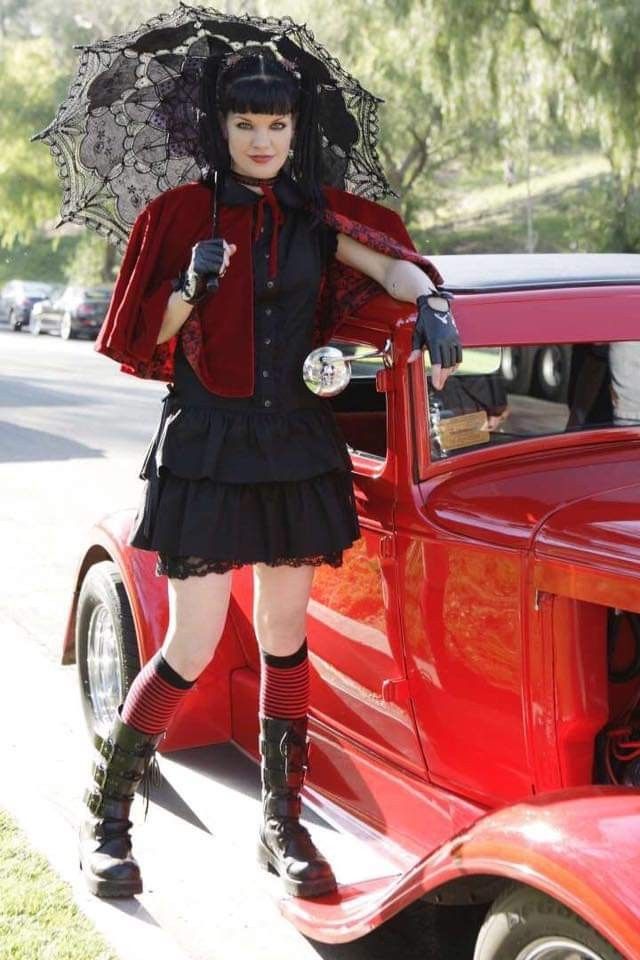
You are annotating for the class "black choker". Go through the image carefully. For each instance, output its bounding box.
[229,169,281,187]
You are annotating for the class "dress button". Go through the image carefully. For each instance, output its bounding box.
[264,399,272,407]
[262,369,270,378]
[265,308,272,316]
[264,337,271,345]
[266,280,274,288]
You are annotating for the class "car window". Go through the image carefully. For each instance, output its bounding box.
[83,287,113,300]
[421,340,640,463]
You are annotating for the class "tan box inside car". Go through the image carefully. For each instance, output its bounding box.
[436,410,490,452]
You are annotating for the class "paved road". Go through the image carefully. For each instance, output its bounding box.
[0,326,486,959]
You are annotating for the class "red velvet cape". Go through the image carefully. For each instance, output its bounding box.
[94,181,443,397]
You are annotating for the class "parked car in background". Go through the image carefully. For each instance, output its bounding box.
[30,285,113,340]
[64,253,640,959]
[0,279,55,330]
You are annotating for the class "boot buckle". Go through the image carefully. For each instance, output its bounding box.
[96,735,116,763]
[93,763,108,789]
[85,789,103,816]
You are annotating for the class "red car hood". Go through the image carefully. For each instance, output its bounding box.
[424,441,640,555]
[534,483,640,576]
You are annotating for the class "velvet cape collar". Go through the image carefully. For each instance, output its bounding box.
[94,170,443,397]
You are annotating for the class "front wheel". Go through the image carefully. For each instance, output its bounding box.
[75,560,141,736]
[474,885,623,960]
[60,312,74,340]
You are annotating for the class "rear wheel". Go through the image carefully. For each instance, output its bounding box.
[474,885,623,960]
[534,345,572,403]
[8,309,22,331]
[75,560,141,737]
[500,346,535,394]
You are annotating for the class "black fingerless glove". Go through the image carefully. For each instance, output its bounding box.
[414,289,462,368]
[174,238,225,305]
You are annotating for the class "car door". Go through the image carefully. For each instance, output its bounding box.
[305,341,426,774]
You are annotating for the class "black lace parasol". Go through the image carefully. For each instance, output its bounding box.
[32,3,393,251]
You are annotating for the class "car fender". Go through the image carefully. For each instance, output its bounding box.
[283,786,640,954]
[402,787,639,955]
[61,508,167,667]
[61,507,249,750]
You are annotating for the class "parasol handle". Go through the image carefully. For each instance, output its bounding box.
[206,168,220,292]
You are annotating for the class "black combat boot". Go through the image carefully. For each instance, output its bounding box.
[257,716,337,898]
[79,709,163,898]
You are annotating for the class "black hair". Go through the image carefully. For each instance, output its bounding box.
[198,46,325,218]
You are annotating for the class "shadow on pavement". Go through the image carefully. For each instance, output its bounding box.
[0,374,103,408]
[0,420,105,462]
[147,743,488,959]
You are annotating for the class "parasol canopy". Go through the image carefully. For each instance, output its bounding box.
[32,3,393,250]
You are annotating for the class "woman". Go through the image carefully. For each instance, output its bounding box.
[82,45,460,901]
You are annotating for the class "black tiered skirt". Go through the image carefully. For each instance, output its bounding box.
[127,387,361,578]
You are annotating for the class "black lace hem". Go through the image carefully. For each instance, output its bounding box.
[155,551,344,579]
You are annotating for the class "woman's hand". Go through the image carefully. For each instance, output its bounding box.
[408,290,462,390]
[158,240,238,345]
[178,238,237,304]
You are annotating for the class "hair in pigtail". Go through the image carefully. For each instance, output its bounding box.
[290,73,325,227]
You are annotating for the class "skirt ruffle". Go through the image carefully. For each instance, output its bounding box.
[128,387,360,569]
[157,399,352,483]
[128,467,360,565]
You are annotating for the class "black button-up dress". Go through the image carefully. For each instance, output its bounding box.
[128,171,361,578]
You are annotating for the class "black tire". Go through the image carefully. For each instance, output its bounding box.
[8,309,21,331]
[474,884,623,960]
[500,346,535,395]
[534,344,572,403]
[75,560,141,737]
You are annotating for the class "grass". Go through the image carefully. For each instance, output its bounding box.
[0,809,118,960]
[412,148,612,255]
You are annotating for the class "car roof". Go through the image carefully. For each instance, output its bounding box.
[429,253,640,293]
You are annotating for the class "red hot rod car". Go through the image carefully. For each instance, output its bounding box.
[64,253,640,960]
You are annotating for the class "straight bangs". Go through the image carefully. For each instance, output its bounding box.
[221,77,299,117]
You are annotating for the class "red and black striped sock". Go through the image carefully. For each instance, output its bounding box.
[121,650,195,735]
[259,639,310,720]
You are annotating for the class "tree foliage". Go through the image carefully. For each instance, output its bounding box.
[2,0,640,263]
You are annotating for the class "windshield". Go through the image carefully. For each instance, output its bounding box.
[422,340,640,462]
[22,283,52,297]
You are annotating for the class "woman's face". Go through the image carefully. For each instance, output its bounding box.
[221,111,295,179]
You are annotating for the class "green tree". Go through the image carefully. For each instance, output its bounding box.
[422,0,640,249]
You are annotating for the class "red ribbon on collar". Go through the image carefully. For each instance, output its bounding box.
[252,185,285,279]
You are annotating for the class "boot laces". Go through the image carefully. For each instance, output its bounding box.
[140,753,162,820]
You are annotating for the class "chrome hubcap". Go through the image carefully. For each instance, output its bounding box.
[514,937,605,960]
[541,347,562,388]
[86,604,123,727]
[502,347,519,380]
